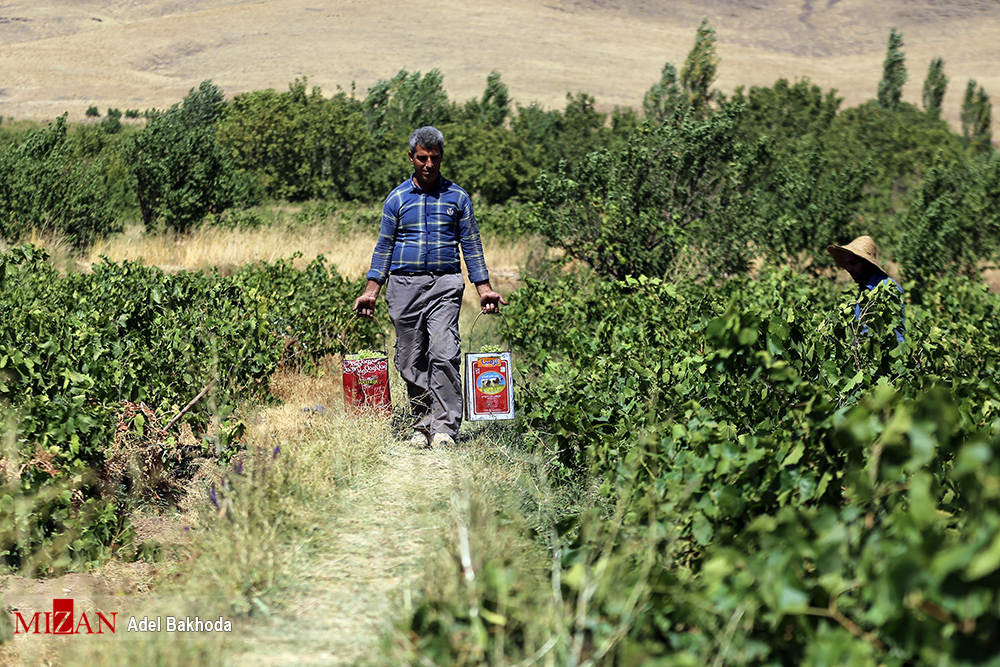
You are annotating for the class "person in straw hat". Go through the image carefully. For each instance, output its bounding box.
[827,235,905,342]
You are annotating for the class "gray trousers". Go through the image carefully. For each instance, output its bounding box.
[386,273,465,437]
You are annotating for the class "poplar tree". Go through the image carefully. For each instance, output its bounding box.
[680,19,720,117]
[643,62,683,124]
[921,57,948,120]
[961,79,994,155]
[877,28,907,110]
[479,70,510,128]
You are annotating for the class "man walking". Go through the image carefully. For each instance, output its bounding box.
[353,126,507,447]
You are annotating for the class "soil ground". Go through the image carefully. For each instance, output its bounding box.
[0,0,997,136]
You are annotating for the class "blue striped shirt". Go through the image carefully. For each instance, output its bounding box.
[366,176,490,285]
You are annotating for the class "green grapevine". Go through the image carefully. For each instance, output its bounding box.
[0,245,383,570]
[345,349,385,360]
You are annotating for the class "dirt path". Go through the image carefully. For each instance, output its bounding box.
[227,438,456,666]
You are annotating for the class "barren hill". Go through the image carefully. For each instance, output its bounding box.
[0,0,997,135]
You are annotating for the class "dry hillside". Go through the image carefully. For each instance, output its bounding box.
[0,0,997,134]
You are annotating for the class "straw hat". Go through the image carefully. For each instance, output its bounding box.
[826,235,889,275]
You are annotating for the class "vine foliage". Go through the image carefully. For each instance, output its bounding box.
[0,245,381,571]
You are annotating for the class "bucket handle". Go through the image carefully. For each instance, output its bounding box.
[466,311,507,355]
[339,313,390,356]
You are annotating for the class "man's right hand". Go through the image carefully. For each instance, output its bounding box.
[353,280,383,318]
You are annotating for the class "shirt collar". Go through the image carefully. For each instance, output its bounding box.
[863,270,888,290]
[409,174,449,193]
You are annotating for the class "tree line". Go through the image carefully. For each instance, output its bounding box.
[0,22,995,283]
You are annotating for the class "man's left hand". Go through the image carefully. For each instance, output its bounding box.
[476,283,508,314]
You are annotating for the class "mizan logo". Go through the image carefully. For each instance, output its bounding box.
[13,599,117,635]
[12,599,233,636]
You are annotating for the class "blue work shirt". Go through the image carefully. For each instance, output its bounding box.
[855,271,906,343]
[366,175,490,285]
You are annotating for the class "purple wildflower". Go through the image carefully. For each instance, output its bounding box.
[209,483,219,508]
[234,461,244,474]
[272,445,280,459]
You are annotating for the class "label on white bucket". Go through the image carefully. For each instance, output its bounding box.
[464,352,515,421]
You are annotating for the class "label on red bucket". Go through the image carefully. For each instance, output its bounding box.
[343,356,391,416]
[465,353,515,421]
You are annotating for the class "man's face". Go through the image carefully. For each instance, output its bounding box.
[842,254,875,284]
[408,144,442,188]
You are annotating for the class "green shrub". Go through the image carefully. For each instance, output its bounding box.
[897,150,1000,284]
[122,81,259,233]
[439,120,537,205]
[216,79,373,201]
[531,106,767,279]
[458,264,1000,664]
[822,100,965,220]
[0,116,120,248]
[0,245,381,572]
[100,108,122,134]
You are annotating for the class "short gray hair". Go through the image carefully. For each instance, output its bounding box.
[408,126,444,153]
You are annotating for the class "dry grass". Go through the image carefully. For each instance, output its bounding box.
[2,417,571,666]
[83,222,377,278]
[224,407,569,665]
[376,419,684,666]
[0,229,83,275]
[41,211,540,286]
[256,357,392,497]
[226,437,445,665]
[381,422,615,666]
